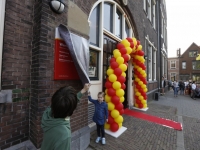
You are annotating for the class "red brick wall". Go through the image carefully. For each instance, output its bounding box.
[0,0,34,149]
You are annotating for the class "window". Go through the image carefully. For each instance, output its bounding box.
[192,61,200,70]
[89,50,99,79]
[170,60,176,69]
[182,61,186,69]
[89,5,100,47]
[115,9,122,38]
[104,3,113,33]
[171,73,176,81]
[189,51,197,57]
[151,0,156,28]
[148,44,152,81]
[88,1,132,82]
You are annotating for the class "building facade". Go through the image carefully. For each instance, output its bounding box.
[0,0,167,149]
[168,57,179,81]
[179,43,200,82]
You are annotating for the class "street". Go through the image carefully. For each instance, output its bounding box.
[87,90,200,150]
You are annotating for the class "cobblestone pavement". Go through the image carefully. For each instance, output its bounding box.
[87,90,200,150]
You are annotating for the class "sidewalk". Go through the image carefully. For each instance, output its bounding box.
[87,90,200,150]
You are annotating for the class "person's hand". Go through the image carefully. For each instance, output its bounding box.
[106,119,108,122]
[81,83,91,94]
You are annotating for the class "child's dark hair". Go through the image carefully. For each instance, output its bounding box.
[98,92,105,97]
[51,86,78,118]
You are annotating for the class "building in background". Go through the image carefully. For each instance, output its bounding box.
[179,43,200,82]
[0,0,168,149]
[168,56,179,81]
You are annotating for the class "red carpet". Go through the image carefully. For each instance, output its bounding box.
[124,109,182,131]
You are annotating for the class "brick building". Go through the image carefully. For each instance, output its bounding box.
[168,56,180,81]
[0,0,168,149]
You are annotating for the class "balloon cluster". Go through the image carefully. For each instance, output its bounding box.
[130,40,148,109]
[104,37,140,132]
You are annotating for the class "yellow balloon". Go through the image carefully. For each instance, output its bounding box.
[141,84,146,89]
[116,89,125,97]
[144,88,148,92]
[113,49,119,54]
[138,45,142,50]
[105,89,108,94]
[114,51,121,58]
[135,103,138,108]
[116,57,124,64]
[112,81,121,90]
[135,78,140,82]
[119,64,127,72]
[125,47,132,54]
[104,123,110,129]
[109,74,117,82]
[139,96,143,100]
[135,92,140,96]
[121,72,126,77]
[118,123,122,128]
[114,115,123,123]
[120,96,124,102]
[132,38,137,46]
[143,104,147,108]
[111,109,119,118]
[141,100,146,104]
[121,39,130,47]
[138,81,143,85]
[107,68,114,76]
[105,94,111,102]
[108,102,115,111]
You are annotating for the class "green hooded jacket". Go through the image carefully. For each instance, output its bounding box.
[41,92,83,150]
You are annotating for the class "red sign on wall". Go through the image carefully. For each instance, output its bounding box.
[54,39,79,80]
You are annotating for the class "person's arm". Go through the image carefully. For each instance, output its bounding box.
[87,91,96,103]
[105,103,108,122]
[77,83,91,100]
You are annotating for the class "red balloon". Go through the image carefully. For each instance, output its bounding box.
[111,95,120,105]
[108,115,115,124]
[119,48,127,55]
[117,76,126,83]
[110,57,116,63]
[117,43,125,50]
[130,42,134,48]
[119,109,124,115]
[138,103,143,108]
[137,40,140,45]
[107,88,116,96]
[122,54,129,62]
[138,50,144,56]
[126,37,133,42]
[121,83,126,90]
[105,81,112,89]
[115,103,123,110]
[111,62,119,69]
[114,68,122,77]
[110,122,119,132]
[136,99,141,104]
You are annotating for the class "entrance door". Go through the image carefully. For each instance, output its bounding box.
[103,35,128,108]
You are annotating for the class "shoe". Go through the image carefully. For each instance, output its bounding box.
[96,137,101,143]
[102,138,106,145]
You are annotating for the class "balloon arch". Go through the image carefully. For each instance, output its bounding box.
[104,37,148,132]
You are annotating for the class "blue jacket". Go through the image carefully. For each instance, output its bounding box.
[88,96,108,125]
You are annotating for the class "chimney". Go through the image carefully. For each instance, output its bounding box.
[177,48,181,57]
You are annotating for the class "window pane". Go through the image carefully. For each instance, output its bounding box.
[89,50,99,79]
[89,5,100,47]
[104,3,113,32]
[124,21,130,38]
[115,9,122,38]
[182,62,186,69]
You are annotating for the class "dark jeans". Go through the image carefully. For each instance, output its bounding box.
[96,124,105,138]
[191,89,196,99]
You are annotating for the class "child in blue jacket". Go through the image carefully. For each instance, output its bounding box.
[88,91,108,145]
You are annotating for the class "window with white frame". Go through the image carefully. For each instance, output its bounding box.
[182,61,186,69]
[148,44,152,81]
[170,60,176,69]
[189,51,197,57]
[143,0,151,21]
[151,0,156,28]
[88,1,133,81]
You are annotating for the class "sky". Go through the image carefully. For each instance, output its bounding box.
[166,0,200,57]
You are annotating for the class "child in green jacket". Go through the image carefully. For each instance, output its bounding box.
[41,83,90,150]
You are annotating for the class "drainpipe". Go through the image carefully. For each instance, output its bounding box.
[156,0,161,92]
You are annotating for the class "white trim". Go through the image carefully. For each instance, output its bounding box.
[0,0,6,90]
